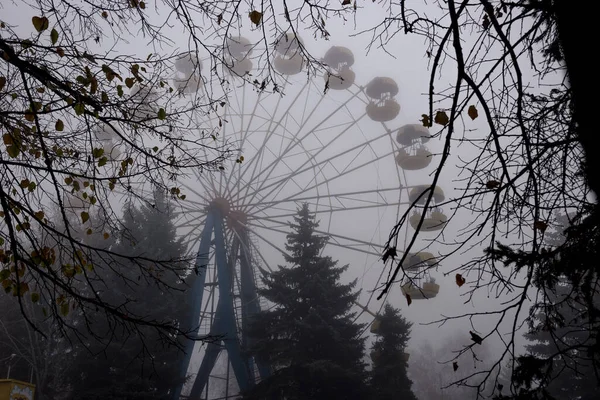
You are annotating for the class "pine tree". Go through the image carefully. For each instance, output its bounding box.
[70,187,191,399]
[244,203,368,400]
[369,304,417,400]
[513,281,600,400]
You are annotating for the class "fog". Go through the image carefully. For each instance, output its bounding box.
[0,1,576,399]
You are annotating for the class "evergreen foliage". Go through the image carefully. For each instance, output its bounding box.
[243,203,368,400]
[69,188,191,399]
[369,304,417,400]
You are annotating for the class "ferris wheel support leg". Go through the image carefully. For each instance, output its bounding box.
[213,213,254,391]
[238,231,271,380]
[172,212,215,400]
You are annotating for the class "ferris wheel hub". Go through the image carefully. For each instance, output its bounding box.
[208,197,231,216]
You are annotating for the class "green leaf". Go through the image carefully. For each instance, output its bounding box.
[80,211,89,224]
[98,156,107,167]
[74,103,85,116]
[101,91,109,103]
[60,302,69,316]
[55,119,64,131]
[117,85,123,97]
[31,292,40,303]
[92,148,104,158]
[7,145,20,158]
[0,269,10,280]
[50,28,59,45]
[32,16,49,32]
[152,146,158,152]
[157,108,167,120]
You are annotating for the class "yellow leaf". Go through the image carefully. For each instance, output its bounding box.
[32,16,49,32]
[467,105,478,120]
[249,10,263,25]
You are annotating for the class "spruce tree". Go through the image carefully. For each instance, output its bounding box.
[369,304,417,400]
[513,281,600,400]
[70,187,190,399]
[244,203,368,400]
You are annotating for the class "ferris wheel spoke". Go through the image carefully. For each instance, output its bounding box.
[237,87,365,205]
[243,224,290,260]
[252,199,411,221]
[250,222,385,258]
[228,81,311,202]
[223,84,267,204]
[251,148,396,216]
[243,187,403,209]
[244,129,392,210]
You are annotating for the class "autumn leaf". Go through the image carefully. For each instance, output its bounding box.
[467,105,478,120]
[32,16,49,32]
[249,10,263,25]
[55,119,64,131]
[31,292,40,303]
[534,220,548,233]
[455,273,466,287]
[486,180,500,189]
[453,361,459,371]
[470,330,483,345]
[434,110,449,125]
[125,77,135,88]
[382,246,397,264]
[406,293,412,306]
[0,76,5,91]
[103,232,110,240]
[80,211,89,224]
[217,13,223,25]
[342,0,351,4]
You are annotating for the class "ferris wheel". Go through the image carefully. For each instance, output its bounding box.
[169,34,448,400]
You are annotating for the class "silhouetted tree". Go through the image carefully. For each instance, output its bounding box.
[510,280,600,400]
[69,188,190,399]
[244,203,368,400]
[369,304,417,400]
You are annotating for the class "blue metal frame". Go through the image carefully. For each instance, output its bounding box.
[172,208,270,399]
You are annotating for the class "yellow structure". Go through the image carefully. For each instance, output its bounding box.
[0,379,35,400]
